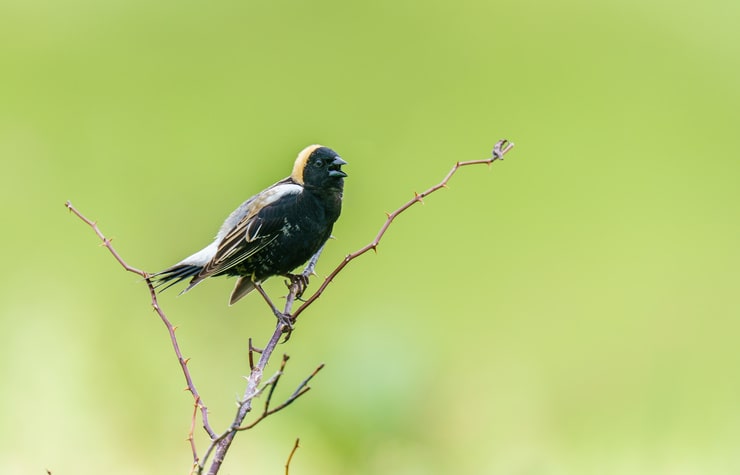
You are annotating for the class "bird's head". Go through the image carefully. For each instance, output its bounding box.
[291,145,347,191]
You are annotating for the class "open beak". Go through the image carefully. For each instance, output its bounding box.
[328,156,348,177]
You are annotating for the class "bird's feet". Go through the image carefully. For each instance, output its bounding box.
[285,272,311,300]
[276,311,295,330]
[254,282,295,336]
[276,311,297,342]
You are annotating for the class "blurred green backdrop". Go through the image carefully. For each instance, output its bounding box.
[2,0,739,473]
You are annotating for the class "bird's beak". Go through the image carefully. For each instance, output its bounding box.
[328,156,348,177]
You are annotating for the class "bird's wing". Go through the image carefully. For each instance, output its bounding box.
[193,182,303,282]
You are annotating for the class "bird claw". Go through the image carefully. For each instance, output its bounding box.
[277,312,296,342]
[285,273,310,299]
[276,311,294,328]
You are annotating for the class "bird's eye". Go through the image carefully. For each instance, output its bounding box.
[313,159,325,168]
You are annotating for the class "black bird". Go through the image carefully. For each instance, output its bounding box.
[150,144,347,307]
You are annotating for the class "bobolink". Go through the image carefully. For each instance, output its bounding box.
[150,144,347,307]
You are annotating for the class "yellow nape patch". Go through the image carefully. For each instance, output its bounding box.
[291,144,324,184]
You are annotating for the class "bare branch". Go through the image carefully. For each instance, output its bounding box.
[187,397,201,468]
[248,338,258,371]
[289,139,514,320]
[202,320,286,474]
[262,355,290,416]
[237,362,324,431]
[65,201,147,275]
[285,438,301,475]
[67,139,515,475]
[65,201,216,441]
[202,139,514,473]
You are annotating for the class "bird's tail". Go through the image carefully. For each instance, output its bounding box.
[148,264,203,294]
[229,276,257,305]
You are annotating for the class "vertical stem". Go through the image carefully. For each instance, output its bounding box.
[206,323,286,474]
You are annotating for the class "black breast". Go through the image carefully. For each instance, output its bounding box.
[235,188,343,281]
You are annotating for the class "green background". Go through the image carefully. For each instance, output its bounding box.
[2,0,739,473]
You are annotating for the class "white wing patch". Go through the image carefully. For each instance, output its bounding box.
[178,241,219,267]
[215,183,302,241]
[176,183,301,270]
[252,183,303,209]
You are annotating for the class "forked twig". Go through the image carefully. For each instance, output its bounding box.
[238,361,324,431]
[200,320,286,474]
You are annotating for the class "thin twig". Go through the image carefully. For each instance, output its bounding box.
[65,201,217,440]
[65,202,146,275]
[187,397,201,469]
[285,438,301,475]
[237,362,324,431]
[248,338,257,371]
[262,355,290,415]
[202,320,286,474]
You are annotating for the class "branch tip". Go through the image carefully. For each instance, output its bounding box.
[285,438,301,475]
[67,199,217,461]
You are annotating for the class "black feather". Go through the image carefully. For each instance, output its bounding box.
[150,264,202,292]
